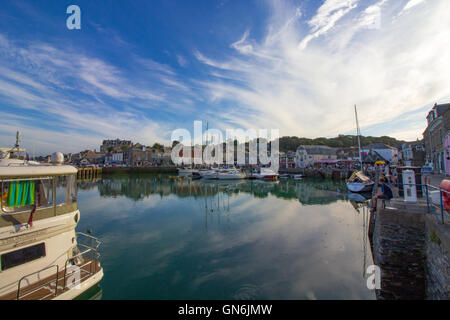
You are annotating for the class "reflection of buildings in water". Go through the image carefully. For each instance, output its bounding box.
[289,180,348,205]
[93,175,351,206]
[77,179,101,191]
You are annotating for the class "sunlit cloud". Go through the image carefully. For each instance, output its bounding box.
[194,0,450,141]
[0,0,448,155]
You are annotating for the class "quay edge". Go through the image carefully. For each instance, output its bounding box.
[369,198,450,300]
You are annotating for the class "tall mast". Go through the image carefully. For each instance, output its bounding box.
[206,122,208,146]
[354,105,363,171]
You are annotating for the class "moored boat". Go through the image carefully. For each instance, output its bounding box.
[199,169,218,180]
[217,169,246,180]
[347,171,374,193]
[256,168,279,181]
[346,105,374,193]
[0,142,103,300]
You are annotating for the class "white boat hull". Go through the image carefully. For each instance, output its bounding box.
[217,173,246,180]
[347,182,374,193]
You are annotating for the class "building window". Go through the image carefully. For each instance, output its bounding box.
[1,243,46,271]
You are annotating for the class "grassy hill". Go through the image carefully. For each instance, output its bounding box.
[278,135,408,152]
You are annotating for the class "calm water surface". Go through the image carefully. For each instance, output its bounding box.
[76,174,375,300]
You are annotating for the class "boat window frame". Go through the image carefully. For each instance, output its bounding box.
[0,175,77,215]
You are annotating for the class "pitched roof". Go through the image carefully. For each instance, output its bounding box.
[364,143,396,150]
[432,103,450,117]
[297,145,337,155]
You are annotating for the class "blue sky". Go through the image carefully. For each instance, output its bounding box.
[0,0,449,155]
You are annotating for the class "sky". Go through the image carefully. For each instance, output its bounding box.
[0,0,449,155]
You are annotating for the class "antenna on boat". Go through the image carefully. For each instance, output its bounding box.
[354,105,363,172]
[15,131,20,150]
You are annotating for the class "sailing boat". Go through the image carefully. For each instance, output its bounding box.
[347,106,374,193]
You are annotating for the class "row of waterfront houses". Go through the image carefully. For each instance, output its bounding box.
[58,101,450,170]
[64,140,424,169]
[67,140,173,166]
[288,102,449,173]
[288,143,417,169]
[422,103,450,175]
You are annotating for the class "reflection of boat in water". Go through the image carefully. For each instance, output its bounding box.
[293,174,303,180]
[347,192,371,203]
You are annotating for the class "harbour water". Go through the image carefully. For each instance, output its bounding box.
[76,174,375,300]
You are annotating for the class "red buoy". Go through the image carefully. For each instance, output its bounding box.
[439,180,450,211]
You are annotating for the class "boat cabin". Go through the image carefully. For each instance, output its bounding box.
[0,163,103,300]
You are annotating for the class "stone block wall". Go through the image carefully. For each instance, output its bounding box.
[425,215,450,299]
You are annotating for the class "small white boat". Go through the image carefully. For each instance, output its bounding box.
[256,168,279,180]
[217,169,246,180]
[347,171,374,193]
[279,174,290,179]
[200,169,218,180]
[293,174,303,180]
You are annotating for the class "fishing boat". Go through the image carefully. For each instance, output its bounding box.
[256,168,279,181]
[0,137,103,300]
[346,106,374,193]
[217,169,246,180]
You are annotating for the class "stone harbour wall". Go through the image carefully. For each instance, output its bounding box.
[370,201,428,299]
[425,215,450,300]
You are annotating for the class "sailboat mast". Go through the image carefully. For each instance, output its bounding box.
[354,105,363,171]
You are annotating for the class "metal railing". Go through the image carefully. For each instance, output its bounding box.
[63,232,101,289]
[384,182,448,224]
[17,264,59,300]
[15,232,101,300]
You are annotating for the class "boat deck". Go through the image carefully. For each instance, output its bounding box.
[0,259,101,300]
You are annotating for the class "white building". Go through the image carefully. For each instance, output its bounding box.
[295,146,338,168]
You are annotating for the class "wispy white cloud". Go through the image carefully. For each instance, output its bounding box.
[299,0,359,49]
[0,34,185,154]
[195,0,450,141]
[176,54,188,67]
[402,0,426,13]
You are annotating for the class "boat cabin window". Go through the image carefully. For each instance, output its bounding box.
[1,178,54,213]
[1,174,76,214]
[0,243,46,271]
[55,175,77,206]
